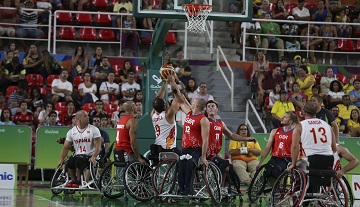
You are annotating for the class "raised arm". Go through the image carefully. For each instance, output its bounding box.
[258,129,276,167]
[200,117,210,166]
[337,145,359,178]
[289,123,302,170]
[222,122,255,142]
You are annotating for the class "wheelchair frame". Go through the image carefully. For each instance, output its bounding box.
[270,167,348,207]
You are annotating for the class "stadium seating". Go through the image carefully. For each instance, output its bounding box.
[312,72,322,85]
[55,102,67,113]
[6,86,18,100]
[46,74,60,93]
[341,39,355,52]
[80,27,97,41]
[82,103,95,113]
[75,13,93,25]
[58,26,76,40]
[285,3,298,15]
[92,0,109,9]
[26,74,44,87]
[99,29,116,41]
[333,73,348,85]
[73,76,84,92]
[356,39,360,51]
[56,12,73,24]
[165,32,177,45]
[104,103,119,118]
[95,10,112,26]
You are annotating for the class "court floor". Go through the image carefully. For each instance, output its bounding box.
[1,184,360,207]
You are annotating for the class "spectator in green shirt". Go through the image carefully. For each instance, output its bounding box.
[261,13,285,61]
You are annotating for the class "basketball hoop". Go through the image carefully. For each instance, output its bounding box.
[182,4,212,33]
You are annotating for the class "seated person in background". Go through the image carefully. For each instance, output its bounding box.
[296,65,315,100]
[69,0,89,11]
[271,90,295,128]
[238,21,262,48]
[193,82,214,101]
[134,100,142,119]
[260,13,285,61]
[0,108,15,125]
[0,0,17,49]
[327,80,344,109]
[8,80,31,114]
[311,0,328,24]
[292,0,310,29]
[87,47,104,78]
[118,12,139,57]
[349,79,360,108]
[300,25,322,64]
[257,0,271,18]
[36,0,52,24]
[267,83,282,111]
[325,0,341,16]
[91,115,110,160]
[42,110,62,126]
[23,44,46,79]
[95,57,115,90]
[178,66,194,87]
[38,102,59,125]
[272,0,288,20]
[320,67,336,96]
[173,51,189,77]
[346,109,360,136]
[281,15,300,52]
[71,46,87,77]
[343,76,354,95]
[335,9,352,38]
[59,101,76,126]
[78,72,98,106]
[99,72,120,105]
[331,106,346,136]
[337,95,358,121]
[320,15,337,65]
[100,115,111,128]
[51,69,73,104]
[89,100,108,117]
[13,101,33,125]
[3,56,26,86]
[119,60,137,84]
[121,72,141,101]
[228,124,261,186]
[288,82,307,111]
[258,112,299,179]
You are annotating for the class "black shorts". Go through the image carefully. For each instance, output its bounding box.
[207,155,230,173]
[67,155,91,170]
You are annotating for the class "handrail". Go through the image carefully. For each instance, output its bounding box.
[245,100,267,134]
[216,45,234,111]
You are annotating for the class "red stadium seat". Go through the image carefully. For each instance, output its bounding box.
[6,86,18,100]
[165,32,176,45]
[55,102,67,113]
[104,103,119,118]
[47,74,60,93]
[305,3,317,13]
[80,27,97,41]
[59,26,76,40]
[99,29,115,41]
[95,10,112,25]
[56,11,73,24]
[296,110,305,121]
[82,103,95,113]
[26,74,44,87]
[92,0,109,8]
[75,13,93,25]
[312,72,322,86]
[333,74,349,85]
[356,39,360,51]
[352,74,360,80]
[264,97,271,113]
[341,39,355,52]
[285,3,298,15]
[73,76,84,92]
[39,88,47,96]
[269,3,275,11]
[337,39,344,50]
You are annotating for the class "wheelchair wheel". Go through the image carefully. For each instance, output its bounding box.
[99,162,125,199]
[248,163,268,202]
[51,159,69,195]
[270,167,307,207]
[203,162,221,204]
[124,162,154,201]
[90,160,106,190]
[342,176,354,207]
[151,158,177,196]
[331,175,349,207]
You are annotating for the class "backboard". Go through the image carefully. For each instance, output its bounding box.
[133,0,252,22]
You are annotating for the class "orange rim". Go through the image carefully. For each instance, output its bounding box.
[182,4,212,12]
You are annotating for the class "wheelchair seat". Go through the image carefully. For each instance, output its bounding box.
[113,149,127,167]
[307,154,334,187]
[159,152,179,161]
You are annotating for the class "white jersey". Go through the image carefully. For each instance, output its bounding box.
[66,124,101,156]
[300,118,333,156]
[333,144,341,170]
[152,111,176,149]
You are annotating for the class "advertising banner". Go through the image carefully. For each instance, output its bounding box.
[0,164,17,189]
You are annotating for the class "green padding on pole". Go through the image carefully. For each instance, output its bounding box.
[0,125,32,164]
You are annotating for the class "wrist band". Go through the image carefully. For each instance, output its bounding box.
[172,88,178,94]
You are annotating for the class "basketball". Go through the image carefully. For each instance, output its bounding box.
[159,64,175,79]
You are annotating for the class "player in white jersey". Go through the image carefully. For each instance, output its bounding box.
[333,144,359,178]
[57,110,101,188]
[150,74,184,164]
[288,102,337,171]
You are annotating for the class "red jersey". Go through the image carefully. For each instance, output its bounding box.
[115,115,133,153]
[207,118,223,156]
[59,111,72,126]
[182,111,205,149]
[13,112,34,125]
[271,127,293,158]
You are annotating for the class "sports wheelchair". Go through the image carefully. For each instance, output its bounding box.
[98,149,153,201]
[270,156,348,207]
[151,152,222,204]
[50,155,106,195]
[248,158,290,203]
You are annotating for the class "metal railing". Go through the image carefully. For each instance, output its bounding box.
[245,100,267,134]
[216,45,234,111]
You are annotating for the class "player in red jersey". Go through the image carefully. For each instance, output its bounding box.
[177,96,210,195]
[258,111,299,178]
[115,101,147,165]
[205,100,255,193]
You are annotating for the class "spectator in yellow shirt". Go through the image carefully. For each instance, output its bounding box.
[337,95,359,121]
[271,90,295,128]
[346,109,360,136]
[228,124,261,185]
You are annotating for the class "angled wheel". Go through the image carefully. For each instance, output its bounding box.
[248,163,268,202]
[51,158,69,195]
[331,175,349,207]
[151,158,177,196]
[90,160,106,190]
[203,162,222,204]
[124,162,154,201]
[270,167,307,207]
[342,176,354,207]
[99,162,125,199]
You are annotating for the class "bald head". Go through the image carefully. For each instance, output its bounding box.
[76,110,86,118]
[303,102,318,115]
[76,110,89,127]
[123,101,135,113]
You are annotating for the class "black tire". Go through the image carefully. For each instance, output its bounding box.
[270,167,307,207]
[342,176,354,207]
[151,158,177,196]
[50,159,69,195]
[99,162,125,199]
[331,175,349,207]
[90,160,106,190]
[248,164,268,202]
[203,162,222,204]
[123,162,154,201]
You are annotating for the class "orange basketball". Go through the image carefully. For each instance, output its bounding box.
[159,64,175,79]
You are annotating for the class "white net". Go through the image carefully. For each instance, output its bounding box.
[182,4,212,33]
